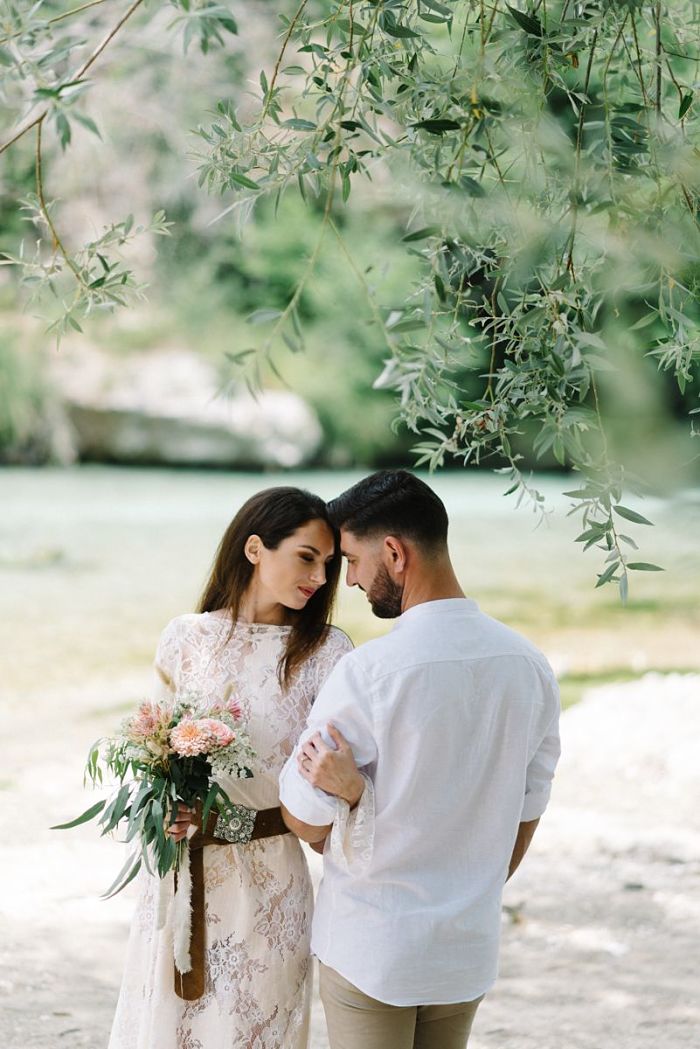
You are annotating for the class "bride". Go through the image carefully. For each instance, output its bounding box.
[108,486,355,1049]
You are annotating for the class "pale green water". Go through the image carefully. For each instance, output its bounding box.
[1,466,698,699]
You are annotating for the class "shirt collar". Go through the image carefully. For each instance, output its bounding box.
[392,597,479,630]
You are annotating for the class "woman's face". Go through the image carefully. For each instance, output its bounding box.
[246,518,336,612]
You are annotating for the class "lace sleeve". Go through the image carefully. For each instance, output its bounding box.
[311,627,354,698]
[153,617,182,700]
[329,773,375,875]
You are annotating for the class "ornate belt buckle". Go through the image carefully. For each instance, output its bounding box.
[214,804,257,844]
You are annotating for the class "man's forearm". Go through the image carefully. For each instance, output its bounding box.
[507,818,540,880]
[280,803,332,844]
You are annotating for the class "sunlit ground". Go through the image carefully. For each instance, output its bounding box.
[1,466,698,1049]
[2,466,698,711]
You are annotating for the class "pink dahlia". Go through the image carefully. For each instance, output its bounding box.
[170,719,211,757]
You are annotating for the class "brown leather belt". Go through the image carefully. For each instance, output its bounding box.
[174,806,290,1000]
[247,805,290,840]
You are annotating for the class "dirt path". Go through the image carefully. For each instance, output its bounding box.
[1,672,698,1048]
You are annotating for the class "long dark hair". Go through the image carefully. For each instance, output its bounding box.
[197,487,341,687]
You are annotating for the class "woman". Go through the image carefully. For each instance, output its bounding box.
[108,487,353,1049]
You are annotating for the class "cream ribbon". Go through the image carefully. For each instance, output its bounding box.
[155,834,194,974]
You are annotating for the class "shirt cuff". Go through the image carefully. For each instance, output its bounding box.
[520,788,551,822]
[279,761,338,826]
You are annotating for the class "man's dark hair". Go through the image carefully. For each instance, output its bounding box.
[328,470,448,552]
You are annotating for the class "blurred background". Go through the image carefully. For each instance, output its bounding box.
[1,3,698,691]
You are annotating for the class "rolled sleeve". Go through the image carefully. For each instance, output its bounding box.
[521,689,561,822]
[279,754,339,826]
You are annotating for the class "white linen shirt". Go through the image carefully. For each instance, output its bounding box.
[279,598,561,1006]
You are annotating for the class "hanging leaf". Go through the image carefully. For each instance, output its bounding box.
[506,4,543,37]
[595,561,619,587]
[613,505,654,526]
[51,799,106,830]
[402,227,441,242]
[679,92,693,120]
[229,171,259,190]
[412,119,461,134]
[282,118,317,131]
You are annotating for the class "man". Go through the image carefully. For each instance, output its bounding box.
[279,470,561,1049]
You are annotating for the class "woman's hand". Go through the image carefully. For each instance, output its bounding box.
[297,724,365,808]
[168,803,195,842]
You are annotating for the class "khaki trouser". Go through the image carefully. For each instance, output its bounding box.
[319,963,483,1049]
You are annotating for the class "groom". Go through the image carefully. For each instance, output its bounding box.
[279,470,561,1049]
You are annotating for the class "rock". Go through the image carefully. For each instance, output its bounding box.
[49,346,322,468]
[0,399,78,467]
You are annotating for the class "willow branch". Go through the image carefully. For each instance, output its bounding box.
[0,0,147,157]
[0,0,109,44]
[260,0,309,122]
[654,2,662,114]
[566,29,598,276]
[328,218,394,355]
[35,121,87,287]
[51,0,110,26]
[590,373,627,593]
[628,14,650,108]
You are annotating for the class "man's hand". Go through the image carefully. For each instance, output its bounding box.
[298,723,365,808]
[507,818,540,880]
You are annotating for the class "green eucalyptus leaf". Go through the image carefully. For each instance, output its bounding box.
[51,799,106,830]
[102,857,142,899]
[101,851,141,899]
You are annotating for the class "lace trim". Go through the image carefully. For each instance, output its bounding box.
[329,773,375,875]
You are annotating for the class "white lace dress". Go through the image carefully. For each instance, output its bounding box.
[107,612,353,1049]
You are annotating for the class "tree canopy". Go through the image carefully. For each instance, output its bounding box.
[1,0,699,595]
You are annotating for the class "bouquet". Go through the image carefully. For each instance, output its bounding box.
[54,689,255,898]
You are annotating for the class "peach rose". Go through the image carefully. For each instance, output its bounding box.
[198,718,235,747]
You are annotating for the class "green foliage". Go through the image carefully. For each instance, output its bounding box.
[192,0,700,593]
[0,0,235,333]
[6,206,172,341]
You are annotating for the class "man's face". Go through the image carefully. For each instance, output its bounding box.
[340,528,404,619]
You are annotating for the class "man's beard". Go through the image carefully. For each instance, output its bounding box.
[367,563,404,619]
